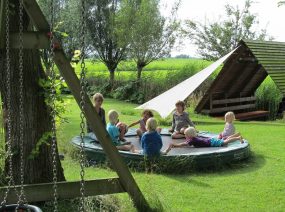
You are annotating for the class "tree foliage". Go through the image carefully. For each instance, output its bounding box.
[183,0,272,60]
[119,0,180,80]
[278,1,285,6]
[86,0,127,88]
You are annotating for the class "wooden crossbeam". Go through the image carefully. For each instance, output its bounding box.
[10,32,50,49]
[0,178,125,204]
[20,0,150,211]
[202,103,256,114]
[212,96,256,105]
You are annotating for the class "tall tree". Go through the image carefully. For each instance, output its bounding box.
[86,0,126,89]
[0,0,65,184]
[183,0,272,60]
[119,0,180,81]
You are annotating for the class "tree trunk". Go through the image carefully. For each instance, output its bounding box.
[136,64,145,88]
[0,0,65,184]
[137,65,143,81]
[109,70,115,90]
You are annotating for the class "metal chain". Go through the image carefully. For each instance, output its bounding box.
[49,0,58,211]
[1,0,20,206]
[79,0,87,211]
[17,0,27,206]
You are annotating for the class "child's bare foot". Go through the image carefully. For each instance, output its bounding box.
[238,136,244,143]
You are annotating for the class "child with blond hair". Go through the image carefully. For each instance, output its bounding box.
[140,118,163,157]
[169,100,195,139]
[218,111,237,139]
[165,127,244,153]
[87,93,106,140]
[106,110,135,152]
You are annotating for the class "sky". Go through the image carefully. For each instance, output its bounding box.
[160,0,285,57]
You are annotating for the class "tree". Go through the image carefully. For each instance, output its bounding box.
[278,1,285,6]
[119,0,180,81]
[183,0,272,60]
[0,0,65,184]
[86,0,126,89]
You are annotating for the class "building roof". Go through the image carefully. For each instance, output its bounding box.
[195,39,285,114]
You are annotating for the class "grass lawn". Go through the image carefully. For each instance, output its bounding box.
[59,96,285,211]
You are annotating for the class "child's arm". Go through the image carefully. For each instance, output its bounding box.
[185,113,195,127]
[128,120,140,129]
[169,114,175,132]
[171,142,188,148]
[102,109,107,126]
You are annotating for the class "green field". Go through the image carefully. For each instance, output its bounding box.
[57,96,285,211]
[74,58,212,80]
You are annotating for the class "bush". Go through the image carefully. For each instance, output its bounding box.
[255,77,283,120]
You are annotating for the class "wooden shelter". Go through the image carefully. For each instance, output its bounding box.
[195,39,285,120]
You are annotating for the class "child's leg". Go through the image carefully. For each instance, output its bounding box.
[171,131,185,139]
[136,129,143,137]
[226,132,240,139]
[180,127,187,134]
[117,123,127,141]
[116,144,135,152]
[223,136,243,145]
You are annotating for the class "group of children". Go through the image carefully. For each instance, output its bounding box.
[88,93,244,157]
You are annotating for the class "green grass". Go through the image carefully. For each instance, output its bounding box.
[58,96,285,211]
[73,58,212,80]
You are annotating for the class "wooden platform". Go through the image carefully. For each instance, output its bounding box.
[216,110,269,121]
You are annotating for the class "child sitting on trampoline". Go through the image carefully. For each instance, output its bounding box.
[166,127,243,153]
[139,118,164,157]
[107,110,135,152]
[218,111,237,139]
[87,93,106,140]
[128,109,161,137]
[169,100,195,139]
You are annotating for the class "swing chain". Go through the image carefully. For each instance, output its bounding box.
[79,0,87,211]
[18,0,27,205]
[49,0,58,211]
[1,0,20,206]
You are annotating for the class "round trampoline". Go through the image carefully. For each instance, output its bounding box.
[71,129,250,171]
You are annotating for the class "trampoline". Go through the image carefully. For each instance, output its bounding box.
[71,129,250,171]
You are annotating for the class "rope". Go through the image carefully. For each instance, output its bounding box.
[79,0,87,210]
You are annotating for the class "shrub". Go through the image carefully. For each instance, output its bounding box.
[255,77,283,120]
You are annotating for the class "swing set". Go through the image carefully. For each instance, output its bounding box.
[0,0,150,211]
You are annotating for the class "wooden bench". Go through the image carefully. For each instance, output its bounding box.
[215,110,269,121]
[201,96,257,114]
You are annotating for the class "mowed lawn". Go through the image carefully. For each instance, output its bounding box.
[59,96,285,211]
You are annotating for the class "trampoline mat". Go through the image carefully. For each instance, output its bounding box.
[72,129,249,156]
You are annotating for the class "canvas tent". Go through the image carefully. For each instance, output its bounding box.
[136,48,238,118]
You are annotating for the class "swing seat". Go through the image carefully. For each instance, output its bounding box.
[0,204,42,212]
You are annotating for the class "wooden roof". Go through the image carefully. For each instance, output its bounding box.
[195,39,285,113]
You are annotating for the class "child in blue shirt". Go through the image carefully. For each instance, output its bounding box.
[140,118,163,157]
[107,110,135,152]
